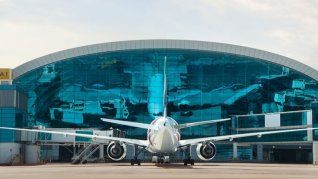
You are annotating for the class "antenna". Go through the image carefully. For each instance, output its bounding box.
[163,56,167,118]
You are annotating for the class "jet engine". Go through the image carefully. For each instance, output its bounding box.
[196,142,216,161]
[106,141,127,161]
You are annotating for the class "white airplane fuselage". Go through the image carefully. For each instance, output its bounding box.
[147,116,180,154]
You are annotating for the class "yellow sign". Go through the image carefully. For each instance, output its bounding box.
[0,68,11,80]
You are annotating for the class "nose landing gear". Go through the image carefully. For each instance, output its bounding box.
[152,156,170,164]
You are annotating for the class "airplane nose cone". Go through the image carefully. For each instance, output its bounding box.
[162,128,171,139]
[155,128,175,152]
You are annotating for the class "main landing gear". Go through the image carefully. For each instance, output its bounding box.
[131,145,142,166]
[183,145,194,166]
[130,159,141,166]
[183,159,194,166]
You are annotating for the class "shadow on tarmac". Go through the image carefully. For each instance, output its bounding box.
[155,163,194,169]
[97,162,222,168]
[154,163,221,169]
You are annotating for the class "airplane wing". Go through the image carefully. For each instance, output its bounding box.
[0,127,148,147]
[178,118,231,129]
[179,127,318,146]
[101,118,155,130]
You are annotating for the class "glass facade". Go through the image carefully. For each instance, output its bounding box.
[0,85,27,143]
[0,108,25,142]
[13,49,318,141]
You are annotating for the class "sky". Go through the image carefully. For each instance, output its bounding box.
[0,0,318,70]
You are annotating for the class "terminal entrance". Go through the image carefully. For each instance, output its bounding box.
[258,144,313,164]
[272,148,311,163]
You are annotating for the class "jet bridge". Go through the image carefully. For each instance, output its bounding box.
[230,110,316,164]
[18,128,126,164]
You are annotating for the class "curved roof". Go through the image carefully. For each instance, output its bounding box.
[13,39,318,81]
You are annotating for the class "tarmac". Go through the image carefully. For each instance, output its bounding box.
[0,163,317,179]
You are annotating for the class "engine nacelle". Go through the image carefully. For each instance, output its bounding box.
[196,142,216,161]
[106,141,127,161]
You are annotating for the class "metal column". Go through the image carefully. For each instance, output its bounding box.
[307,111,313,141]
[313,142,318,165]
[233,143,238,160]
[257,144,263,161]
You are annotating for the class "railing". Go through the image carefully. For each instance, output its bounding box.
[71,143,100,164]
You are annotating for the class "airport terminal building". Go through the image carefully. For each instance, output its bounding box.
[0,39,318,164]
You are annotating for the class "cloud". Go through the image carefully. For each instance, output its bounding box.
[0,0,317,70]
[0,0,9,8]
[170,0,318,69]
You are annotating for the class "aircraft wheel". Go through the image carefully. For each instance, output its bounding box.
[131,159,141,166]
[159,159,163,164]
[190,159,194,166]
[183,159,188,166]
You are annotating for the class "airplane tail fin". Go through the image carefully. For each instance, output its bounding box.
[163,56,168,118]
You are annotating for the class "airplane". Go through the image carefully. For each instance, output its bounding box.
[0,57,317,166]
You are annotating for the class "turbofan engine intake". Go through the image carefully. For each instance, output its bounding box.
[196,142,216,161]
[106,141,127,161]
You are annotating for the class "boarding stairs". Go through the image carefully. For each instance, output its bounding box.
[71,143,100,164]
